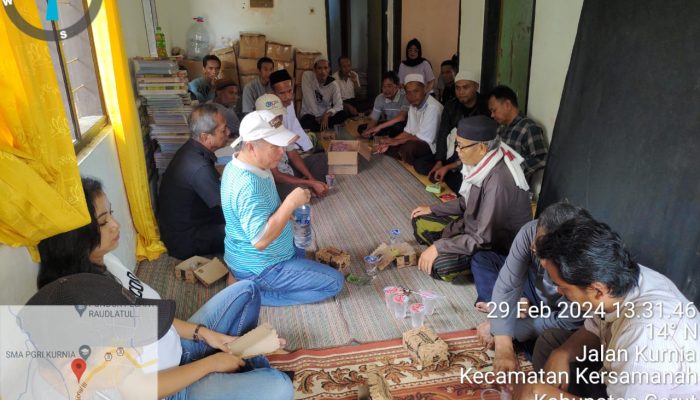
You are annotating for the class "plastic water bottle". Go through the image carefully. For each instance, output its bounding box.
[186,17,210,60]
[155,26,168,58]
[293,204,312,248]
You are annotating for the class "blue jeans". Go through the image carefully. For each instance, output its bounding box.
[234,248,344,306]
[470,251,540,305]
[168,280,293,400]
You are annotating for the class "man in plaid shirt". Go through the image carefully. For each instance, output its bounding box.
[488,85,548,180]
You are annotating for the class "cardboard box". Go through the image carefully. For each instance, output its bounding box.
[295,68,311,85]
[319,130,336,141]
[175,256,230,286]
[237,58,259,75]
[358,369,393,400]
[295,51,321,70]
[368,370,393,400]
[239,74,258,89]
[402,326,449,369]
[266,41,293,61]
[193,257,230,287]
[370,243,395,271]
[370,242,417,270]
[392,242,417,268]
[316,247,351,276]
[327,140,371,175]
[275,60,294,77]
[212,47,237,69]
[220,67,239,84]
[239,32,266,59]
[179,59,203,81]
[174,256,211,283]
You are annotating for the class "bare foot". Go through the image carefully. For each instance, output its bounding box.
[475,301,491,313]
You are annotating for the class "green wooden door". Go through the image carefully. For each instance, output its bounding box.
[496,0,535,111]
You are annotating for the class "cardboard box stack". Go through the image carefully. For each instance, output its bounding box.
[294,51,321,116]
[213,46,239,83]
[133,58,192,176]
[266,41,294,77]
[238,33,266,90]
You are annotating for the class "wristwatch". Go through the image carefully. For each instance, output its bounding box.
[193,324,206,342]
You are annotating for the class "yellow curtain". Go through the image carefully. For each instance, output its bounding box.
[91,0,165,260]
[0,2,90,251]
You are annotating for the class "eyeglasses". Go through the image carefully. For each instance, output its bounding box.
[455,142,480,152]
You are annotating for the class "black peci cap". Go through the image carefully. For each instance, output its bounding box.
[457,115,498,142]
[269,69,292,86]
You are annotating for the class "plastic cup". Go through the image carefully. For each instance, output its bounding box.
[383,286,403,309]
[325,174,336,189]
[392,294,408,319]
[409,303,425,328]
[364,255,379,277]
[418,290,441,316]
[389,228,401,245]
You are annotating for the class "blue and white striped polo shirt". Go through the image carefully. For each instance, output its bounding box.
[221,156,295,275]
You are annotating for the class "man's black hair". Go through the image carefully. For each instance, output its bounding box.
[202,54,221,68]
[381,71,400,86]
[257,56,274,70]
[537,202,593,233]
[440,60,456,71]
[536,217,640,297]
[489,85,519,108]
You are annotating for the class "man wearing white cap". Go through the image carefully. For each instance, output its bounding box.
[255,94,329,200]
[299,56,348,131]
[425,71,490,192]
[375,73,443,168]
[221,110,344,306]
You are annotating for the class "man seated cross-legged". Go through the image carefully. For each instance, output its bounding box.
[410,116,531,282]
[221,110,344,306]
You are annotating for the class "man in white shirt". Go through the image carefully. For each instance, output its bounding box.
[255,94,328,200]
[331,56,361,116]
[300,56,348,131]
[513,217,700,399]
[376,73,443,169]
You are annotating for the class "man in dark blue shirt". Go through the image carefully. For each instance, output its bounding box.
[158,103,229,259]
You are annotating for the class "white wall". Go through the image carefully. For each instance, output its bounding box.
[458,0,485,79]
[0,130,136,305]
[526,0,584,144]
[118,0,151,58]
[154,0,327,54]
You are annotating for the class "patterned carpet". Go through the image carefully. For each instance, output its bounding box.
[137,144,487,350]
[268,329,531,399]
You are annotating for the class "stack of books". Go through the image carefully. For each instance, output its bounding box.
[133,58,193,176]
